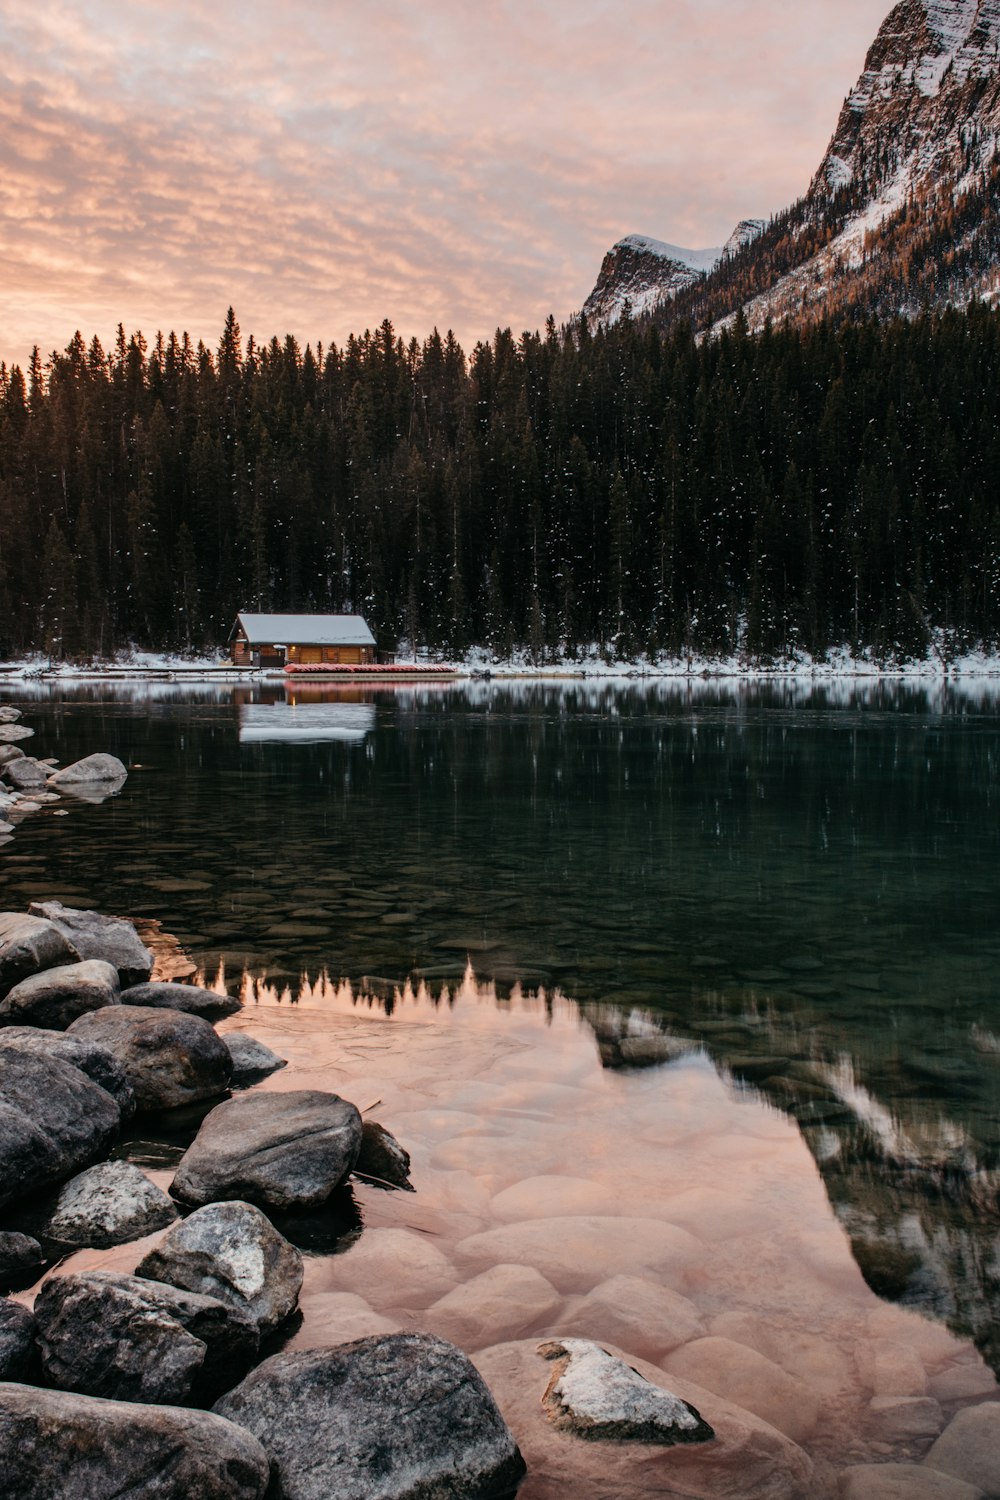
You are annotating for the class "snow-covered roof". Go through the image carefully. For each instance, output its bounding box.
[234,613,376,647]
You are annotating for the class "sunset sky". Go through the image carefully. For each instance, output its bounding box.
[1,0,891,371]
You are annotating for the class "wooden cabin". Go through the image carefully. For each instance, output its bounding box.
[229,613,377,669]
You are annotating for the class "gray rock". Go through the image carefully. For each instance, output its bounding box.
[0,913,81,1000]
[34,1270,259,1405]
[925,1403,1000,1493]
[0,1026,136,1118]
[0,959,121,1029]
[0,709,22,725]
[44,1160,178,1249]
[67,1005,232,1113]
[172,1089,362,1211]
[214,1333,527,1500]
[120,981,241,1020]
[0,1049,121,1210]
[136,1200,303,1335]
[356,1119,413,1188]
[2,758,49,791]
[0,725,32,743]
[538,1338,715,1444]
[0,1232,43,1280]
[225,1033,287,1084]
[0,1383,271,1499]
[869,1394,944,1441]
[28,903,153,987]
[48,753,128,788]
[0,747,24,770]
[0,1300,35,1381]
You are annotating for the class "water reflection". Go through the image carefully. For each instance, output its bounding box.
[238,699,376,745]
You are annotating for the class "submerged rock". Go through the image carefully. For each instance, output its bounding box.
[0,1383,271,1499]
[0,1026,136,1118]
[662,1336,820,1445]
[172,1090,362,1211]
[120,981,241,1020]
[842,1464,984,1499]
[34,1269,259,1405]
[0,1050,121,1210]
[224,1033,287,1084]
[0,959,121,1030]
[136,1200,303,1336]
[0,914,80,1000]
[67,1005,232,1113]
[28,903,153,988]
[356,1120,412,1188]
[214,1332,527,1500]
[539,1338,714,1444]
[0,1300,36,1382]
[558,1274,705,1359]
[44,1160,178,1249]
[48,753,128,788]
[924,1403,1000,1494]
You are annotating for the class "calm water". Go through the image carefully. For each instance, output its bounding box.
[4,677,1000,1396]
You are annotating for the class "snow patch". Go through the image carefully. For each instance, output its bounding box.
[618,235,722,273]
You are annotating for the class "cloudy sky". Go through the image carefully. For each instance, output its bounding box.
[1,0,891,369]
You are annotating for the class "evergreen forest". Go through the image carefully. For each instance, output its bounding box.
[1,304,999,663]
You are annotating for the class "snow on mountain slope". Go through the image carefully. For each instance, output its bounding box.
[582,223,761,326]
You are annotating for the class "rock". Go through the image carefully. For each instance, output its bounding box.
[0,1231,43,1281]
[558,1274,705,1359]
[842,1463,984,1499]
[454,1216,702,1293]
[0,913,81,999]
[323,1228,456,1307]
[214,1332,527,1500]
[2,758,49,791]
[539,1337,715,1444]
[356,1119,412,1187]
[0,1049,120,1210]
[869,1394,943,1441]
[28,903,153,987]
[0,746,24,769]
[474,1338,814,1500]
[0,1300,36,1381]
[0,1383,271,1499]
[426,1264,562,1349]
[0,725,33,743]
[617,1035,697,1067]
[924,1403,1000,1493]
[44,1160,178,1249]
[120,981,241,1020]
[34,1269,259,1405]
[67,1005,232,1113]
[48,753,128,788]
[0,1026,136,1117]
[285,1292,401,1347]
[172,1090,362,1211]
[929,1362,998,1403]
[224,1033,287,1084]
[0,959,121,1029]
[662,1336,820,1445]
[136,1201,303,1336]
[0,709,22,724]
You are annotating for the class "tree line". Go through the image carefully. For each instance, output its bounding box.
[1,302,999,662]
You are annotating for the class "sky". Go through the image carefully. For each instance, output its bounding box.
[0,0,892,371]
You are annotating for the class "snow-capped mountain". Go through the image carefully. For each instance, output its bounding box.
[582,224,763,327]
[584,0,1000,331]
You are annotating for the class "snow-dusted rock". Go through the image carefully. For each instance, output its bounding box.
[214,1333,526,1500]
[0,1026,135,1118]
[356,1119,412,1187]
[0,1300,35,1382]
[0,959,120,1030]
[48,753,127,788]
[539,1337,714,1444]
[0,1050,120,1210]
[34,1270,259,1405]
[136,1201,303,1336]
[120,981,240,1020]
[0,1384,271,1499]
[0,914,80,999]
[925,1403,1000,1493]
[224,1033,287,1084]
[171,1090,362,1211]
[67,1005,232,1113]
[28,903,153,988]
[44,1160,178,1249]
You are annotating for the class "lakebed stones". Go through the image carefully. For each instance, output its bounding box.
[171,1089,363,1211]
[48,752,128,789]
[0,1300,35,1381]
[426,1264,562,1349]
[0,1049,121,1210]
[662,1336,821,1445]
[924,1403,1000,1494]
[136,1201,303,1336]
[356,1119,413,1188]
[454,1216,702,1293]
[28,902,153,987]
[842,1464,985,1499]
[539,1338,715,1445]
[120,980,241,1020]
[225,1033,287,1084]
[34,1269,259,1405]
[67,1005,233,1113]
[0,1383,271,1500]
[0,958,120,1029]
[0,1025,136,1117]
[214,1332,527,1500]
[43,1160,178,1249]
[0,913,80,999]
[557,1274,705,1360]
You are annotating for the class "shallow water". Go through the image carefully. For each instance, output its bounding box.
[3,678,1000,1491]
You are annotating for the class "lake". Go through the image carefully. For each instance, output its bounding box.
[3,676,1000,1497]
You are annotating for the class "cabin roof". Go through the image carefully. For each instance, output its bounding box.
[233,613,376,647]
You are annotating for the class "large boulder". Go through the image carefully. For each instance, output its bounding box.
[0,1050,121,1210]
[120,981,240,1020]
[214,1333,527,1500]
[0,724,32,743]
[925,1403,1000,1494]
[0,1300,36,1382]
[2,758,49,792]
[28,903,153,987]
[171,1090,362,1211]
[0,959,120,1030]
[136,1200,303,1336]
[0,1026,135,1118]
[48,753,128,788]
[0,1383,271,1499]
[0,914,80,1000]
[67,1005,232,1113]
[34,1270,259,1405]
[43,1161,178,1249]
[224,1033,288,1084]
[0,746,24,769]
